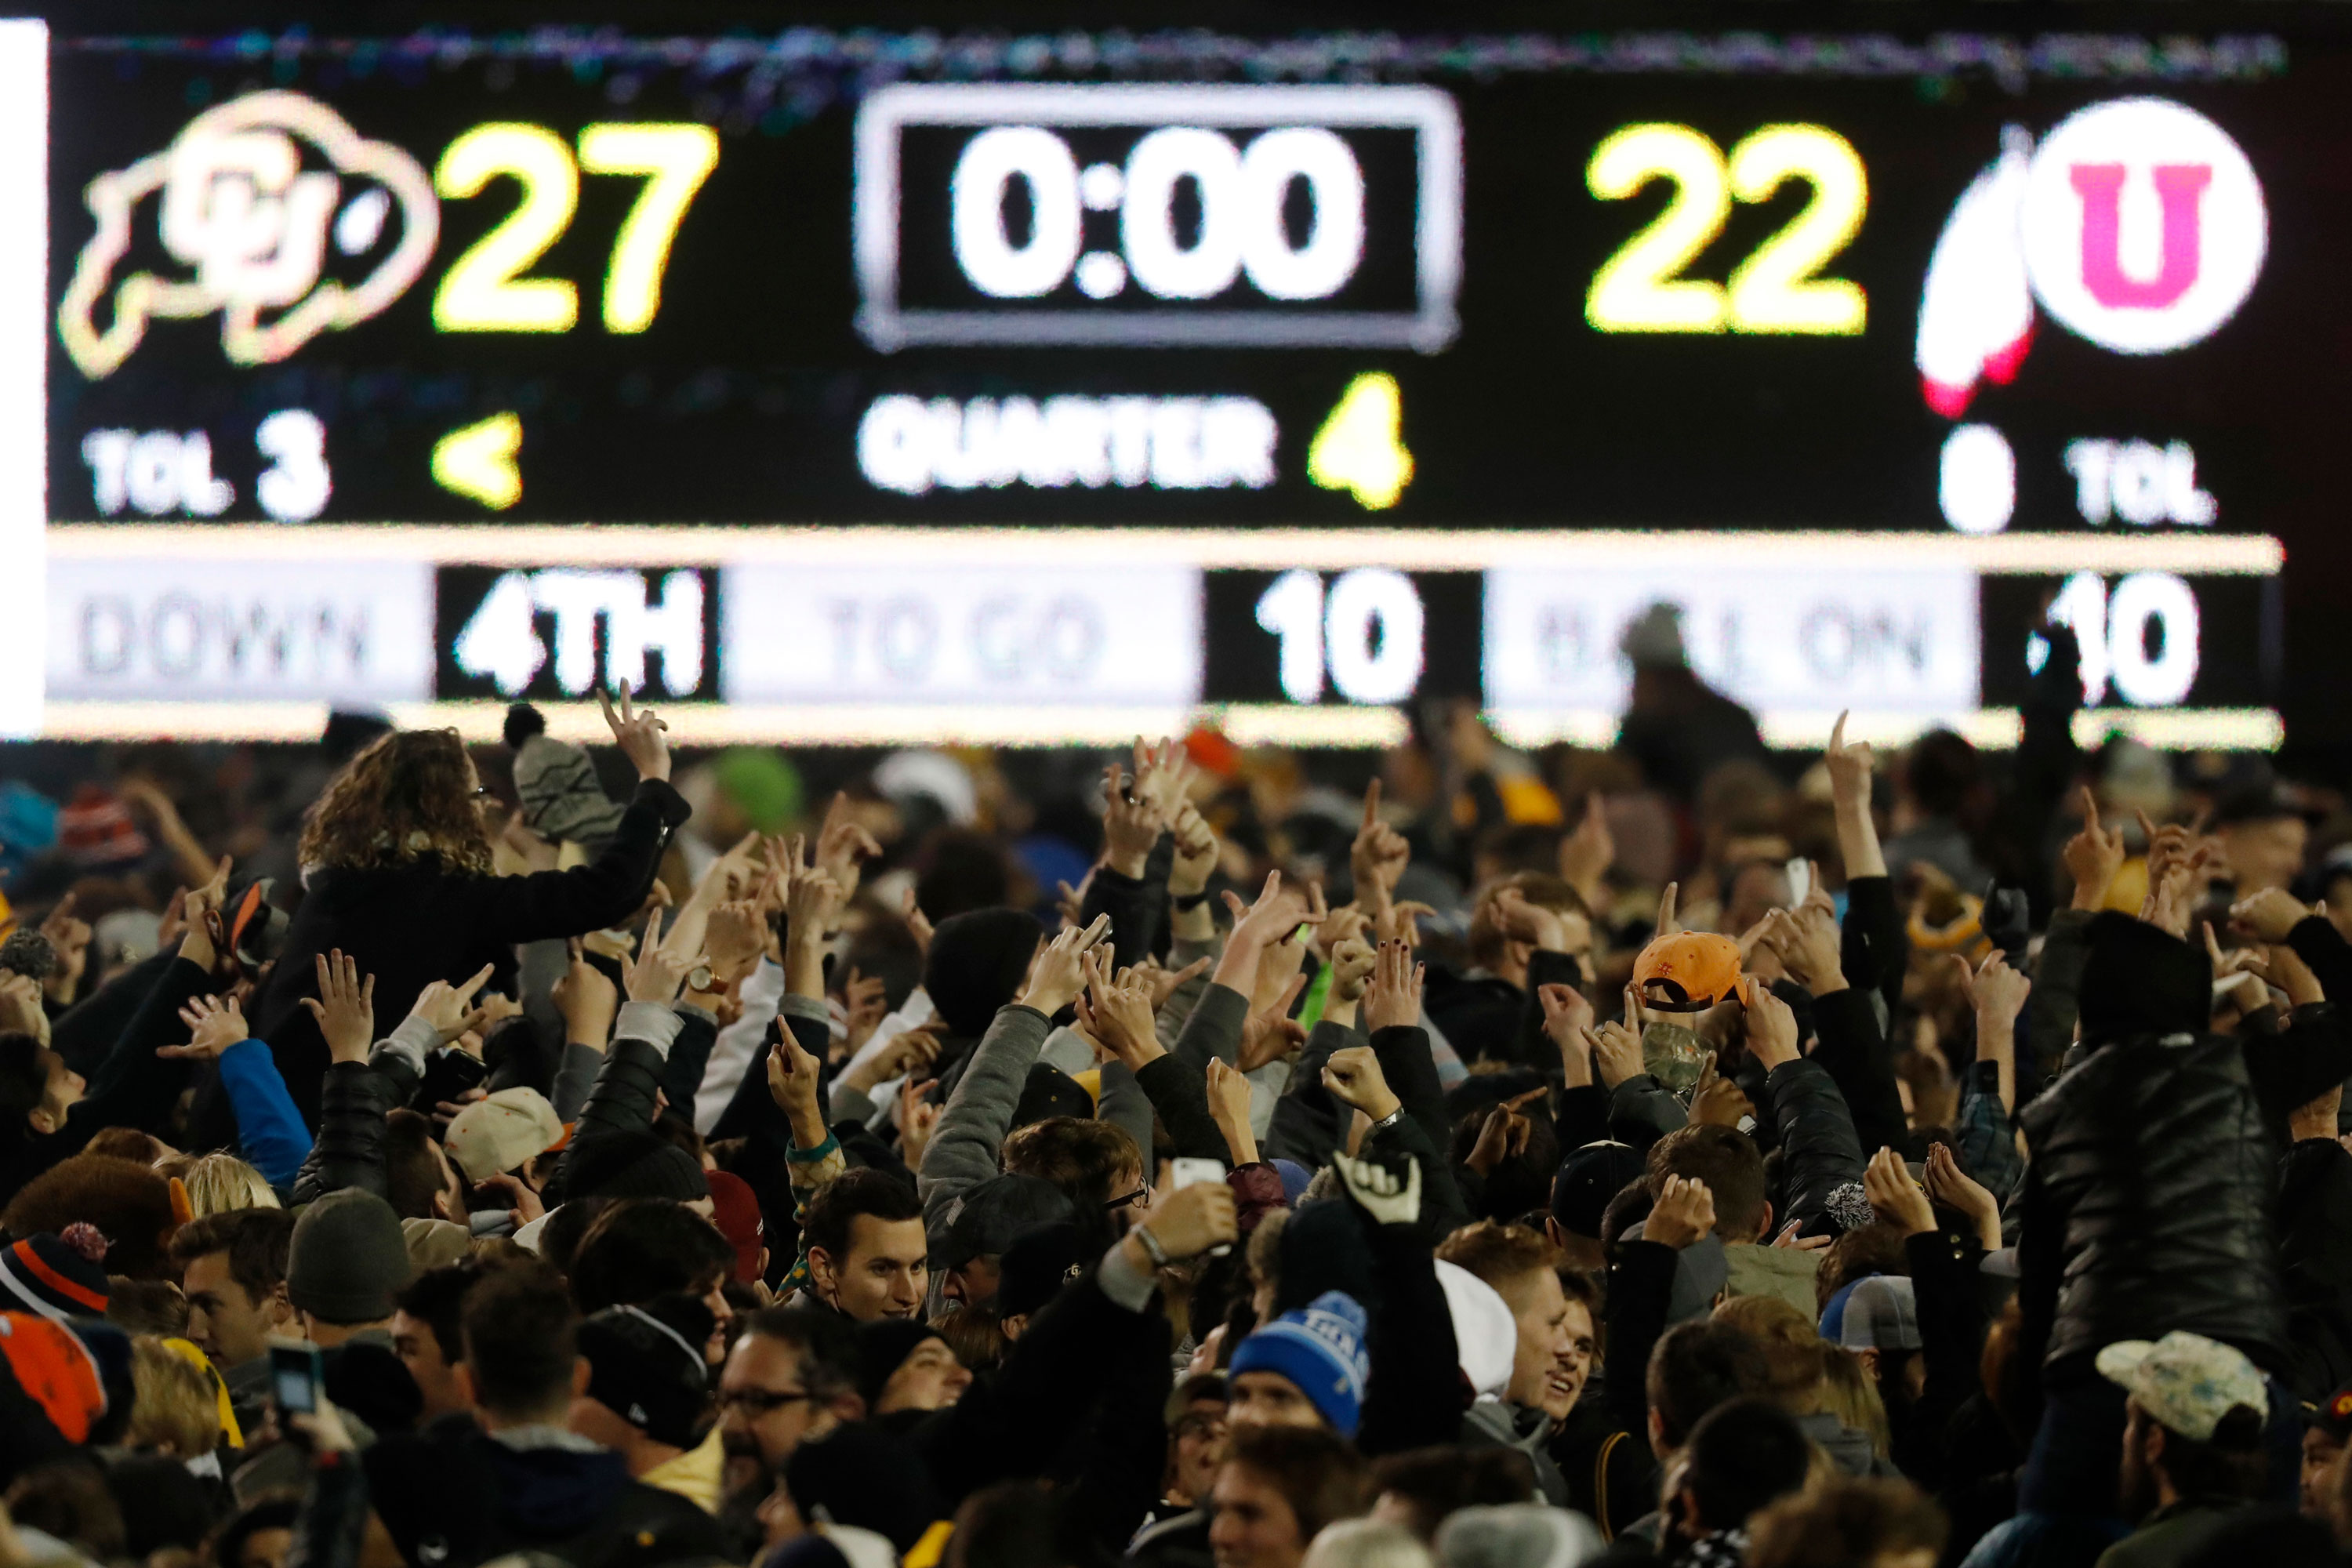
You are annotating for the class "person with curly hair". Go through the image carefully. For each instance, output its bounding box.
[249,692,689,1128]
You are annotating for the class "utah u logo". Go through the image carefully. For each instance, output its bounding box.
[1915,98,2264,412]
[2071,163,2212,311]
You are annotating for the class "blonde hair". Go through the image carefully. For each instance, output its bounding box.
[1820,1345,1893,1461]
[128,1336,219,1459]
[180,1154,279,1218]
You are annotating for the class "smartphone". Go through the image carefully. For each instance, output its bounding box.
[271,1344,324,1416]
[1169,1158,1230,1256]
[1785,858,1812,907]
[1170,1157,1228,1189]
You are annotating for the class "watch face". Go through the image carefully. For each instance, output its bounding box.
[688,966,714,992]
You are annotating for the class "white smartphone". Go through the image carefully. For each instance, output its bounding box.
[1168,1157,1231,1256]
[1170,1156,1228,1189]
[1785,857,1812,906]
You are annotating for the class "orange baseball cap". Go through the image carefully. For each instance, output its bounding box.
[1632,932,1742,1011]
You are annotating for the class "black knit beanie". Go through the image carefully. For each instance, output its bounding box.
[2078,911,2212,1044]
[564,1132,710,1203]
[923,909,1045,1039]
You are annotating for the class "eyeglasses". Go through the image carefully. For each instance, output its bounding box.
[1172,1414,1228,1443]
[716,1387,815,1416]
[1104,1188,1149,1211]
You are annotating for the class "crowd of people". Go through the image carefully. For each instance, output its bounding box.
[0,626,2343,1568]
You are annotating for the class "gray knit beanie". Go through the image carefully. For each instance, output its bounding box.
[288,1189,414,1325]
[510,714,626,852]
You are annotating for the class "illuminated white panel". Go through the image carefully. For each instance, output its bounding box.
[46,557,433,704]
[722,562,1202,709]
[1484,566,1980,719]
[0,20,42,738]
[43,524,2286,577]
[42,700,2276,754]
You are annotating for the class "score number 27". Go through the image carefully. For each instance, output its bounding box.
[1586,123,1867,336]
[434,122,717,334]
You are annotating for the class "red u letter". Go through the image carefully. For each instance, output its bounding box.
[2071,163,2212,309]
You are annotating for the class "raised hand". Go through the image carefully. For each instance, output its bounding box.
[1237,987,1307,1074]
[1362,939,1424,1034]
[552,938,619,1048]
[1541,984,1597,1087]
[1492,885,1585,956]
[1761,904,1845,995]
[1465,1088,1544,1176]
[1864,1146,1936,1236]
[2063,786,2127,912]
[2232,887,2314,945]
[299,949,376,1065]
[1100,764,1169,880]
[38,895,89,1005]
[1131,735,1198,824]
[1350,779,1410,904]
[412,963,496,1044]
[898,1076,942,1168]
[765,1029,826,1145]
[1742,981,1801,1071]
[1646,1174,1716,1249]
[1955,951,2030,1029]
[163,994,249,1061]
[1022,913,1110,1017]
[597,684,670,782]
[1206,1058,1260,1166]
[814,793,884,902]
[1075,947,1160,1065]
[1328,936,1377,1004]
[844,1026,942,1094]
[1322,1044,1402,1123]
[704,900,769,987]
[1221,871,1312,956]
[1924,1143,2002,1250]
[622,908,699,1004]
[1586,1016,1645,1089]
[1142,954,1213,1014]
[1168,802,1220,902]
[1137,1179,1240,1262]
[1689,1053,1754,1127]
[1824,710,1875,811]
[902,885,935,958]
[1333,1152,1421,1228]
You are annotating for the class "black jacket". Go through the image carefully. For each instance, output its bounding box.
[253,779,688,1127]
[2018,1005,2352,1375]
[363,1428,726,1568]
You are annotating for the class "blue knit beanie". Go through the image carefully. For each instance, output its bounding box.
[1227,1290,1370,1438]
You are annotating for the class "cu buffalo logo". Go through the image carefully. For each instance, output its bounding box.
[58,91,437,379]
[1916,98,2266,415]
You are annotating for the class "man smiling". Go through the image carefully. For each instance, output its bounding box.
[1438,1221,1596,1506]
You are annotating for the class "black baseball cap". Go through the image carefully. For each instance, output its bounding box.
[936,1174,1075,1270]
[1551,1142,1645,1240]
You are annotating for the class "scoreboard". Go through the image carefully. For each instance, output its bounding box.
[8,7,2337,749]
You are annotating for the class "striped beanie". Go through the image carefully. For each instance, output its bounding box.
[0,1312,105,1443]
[0,1227,111,1321]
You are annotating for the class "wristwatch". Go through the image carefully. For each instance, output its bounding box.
[1370,1106,1407,1134]
[1133,1223,1171,1268]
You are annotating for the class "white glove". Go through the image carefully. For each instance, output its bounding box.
[1334,1153,1421,1227]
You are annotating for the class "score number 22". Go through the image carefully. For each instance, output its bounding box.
[1586,123,1867,336]
[434,122,717,334]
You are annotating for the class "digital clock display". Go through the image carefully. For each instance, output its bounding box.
[2,8,2336,747]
